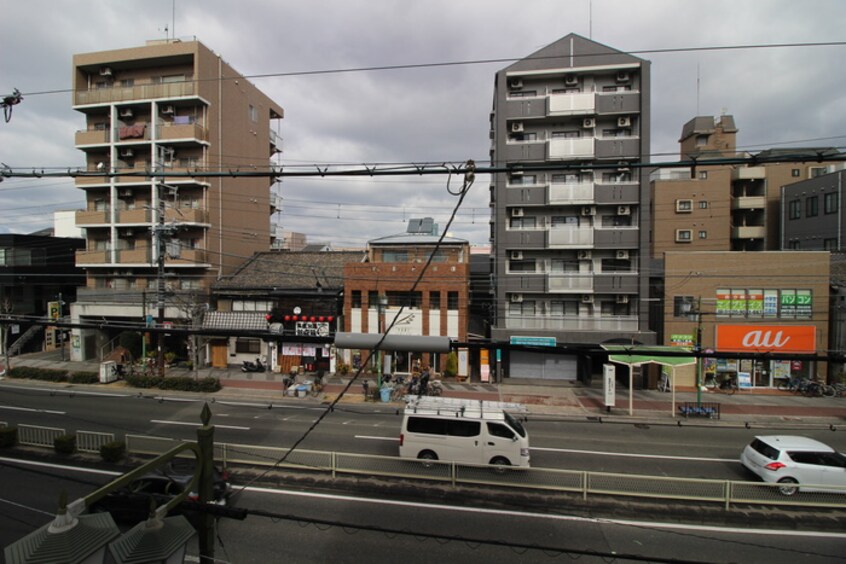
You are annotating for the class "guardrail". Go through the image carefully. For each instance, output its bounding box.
[4,423,845,510]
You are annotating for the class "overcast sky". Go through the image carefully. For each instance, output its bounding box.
[1,0,845,249]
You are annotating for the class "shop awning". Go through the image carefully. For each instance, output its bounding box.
[602,345,697,416]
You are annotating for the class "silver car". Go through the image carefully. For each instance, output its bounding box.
[740,435,846,495]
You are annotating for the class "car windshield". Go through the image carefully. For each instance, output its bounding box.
[504,412,526,438]
[750,438,780,460]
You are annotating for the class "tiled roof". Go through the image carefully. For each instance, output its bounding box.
[202,311,267,331]
[213,250,366,292]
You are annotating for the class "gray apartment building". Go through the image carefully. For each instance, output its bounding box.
[489,34,655,381]
[781,169,845,251]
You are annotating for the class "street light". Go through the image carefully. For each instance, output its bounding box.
[377,294,388,388]
[687,297,703,406]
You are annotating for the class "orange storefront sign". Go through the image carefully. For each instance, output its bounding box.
[716,325,816,354]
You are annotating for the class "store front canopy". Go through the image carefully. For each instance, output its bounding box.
[602,345,697,416]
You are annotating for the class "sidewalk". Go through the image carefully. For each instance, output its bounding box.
[3,351,845,426]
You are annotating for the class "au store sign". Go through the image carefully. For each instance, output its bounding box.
[716,325,816,354]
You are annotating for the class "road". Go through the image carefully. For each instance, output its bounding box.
[1,458,844,563]
[2,383,845,483]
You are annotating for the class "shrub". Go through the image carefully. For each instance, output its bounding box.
[196,377,221,393]
[99,440,126,463]
[125,374,163,388]
[69,371,99,384]
[444,351,458,378]
[54,433,76,455]
[158,376,196,391]
[337,362,350,375]
[0,426,17,448]
[8,366,68,382]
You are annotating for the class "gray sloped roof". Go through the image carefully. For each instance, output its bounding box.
[202,311,267,331]
[213,250,366,292]
[503,33,647,74]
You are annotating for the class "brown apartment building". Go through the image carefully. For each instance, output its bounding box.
[69,39,283,362]
[342,219,469,376]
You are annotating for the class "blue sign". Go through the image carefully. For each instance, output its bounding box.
[510,336,557,347]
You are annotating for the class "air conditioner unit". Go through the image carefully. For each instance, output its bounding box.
[510,251,523,260]
[118,188,133,198]
[582,118,596,128]
[617,116,631,128]
[616,250,630,260]
[161,105,175,115]
[119,228,134,237]
[119,108,134,119]
[511,207,524,217]
[617,205,631,216]
[119,148,134,158]
[577,250,592,260]
[511,122,524,133]
[616,71,630,83]
[616,294,629,304]
[564,75,579,86]
[510,294,524,303]
[509,78,523,89]
[581,206,596,216]
[99,67,113,77]
[581,294,594,304]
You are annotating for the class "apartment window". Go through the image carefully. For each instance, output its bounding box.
[368,291,379,309]
[788,199,801,220]
[509,258,537,272]
[810,167,827,178]
[791,169,801,177]
[551,173,581,184]
[429,291,440,310]
[160,74,185,84]
[351,290,362,308]
[673,296,696,318]
[551,131,580,139]
[248,104,257,122]
[508,90,537,98]
[508,300,536,316]
[550,259,578,272]
[786,240,800,250]
[510,216,536,229]
[382,250,408,262]
[824,238,838,250]
[806,195,819,217]
[447,291,459,310]
[699,171,708,180]
[509,132,537,142]
[825,192,839,214]
[387,291,422,308]
[233,300,272,312]
[699,201,709,209]
[549,300,577,317]
[550,215,579,227]
[675,199,693,213]
[235,338,261,354]
[675,229,692,242]
[120,79,134,88]
[0,249,6,266]
[509,174,537,185]
[699,230,708,239]
[601,301,630,316]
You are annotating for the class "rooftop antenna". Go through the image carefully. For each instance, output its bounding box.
[696,62,701,116]
[589,0,593,39]
[172,0,176,40]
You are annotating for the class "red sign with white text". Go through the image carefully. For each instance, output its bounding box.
[716,325,816,354]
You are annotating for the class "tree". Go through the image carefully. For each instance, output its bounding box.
[444,351,458,378]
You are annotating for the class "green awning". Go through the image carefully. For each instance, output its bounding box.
[602,345,696,368]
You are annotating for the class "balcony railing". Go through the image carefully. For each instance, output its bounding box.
[165,208,209,224]
[166,248,208,265]
[547,274,594,293]
[548,226,594,247]
[158,122,208,142]
[117,248,152,264]
[732,225,766,239]
[547,92,595,115]
[75,129,110,145]
[732,196,767,210]
[548,182,594,204]
[505,315,639,332]
[117,208,152,224]
[74,81,197,106]
[75,249,110,264]
[76,210,109,225]
[548,138,595,160]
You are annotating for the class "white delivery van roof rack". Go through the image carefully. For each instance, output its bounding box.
[404,395,528,418]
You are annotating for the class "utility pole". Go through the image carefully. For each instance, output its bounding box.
[694,296,703,407]
[1,299,11,376]
[154,184,176,378]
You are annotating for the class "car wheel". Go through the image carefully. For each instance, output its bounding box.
[490,457,511,474]
[418,450,438,469]
[777,477,799,496]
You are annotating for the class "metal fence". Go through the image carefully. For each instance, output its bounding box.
[5,423,846,510]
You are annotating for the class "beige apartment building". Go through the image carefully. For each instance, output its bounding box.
[651,115,840,258]
[69,39,283,362]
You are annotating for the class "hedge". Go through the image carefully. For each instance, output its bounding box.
[0,426,17,448]
[8,366,68,382]
[99,440,126,463]
[124,374,220,393]
[69,371,99,384]
[54,433,76,455]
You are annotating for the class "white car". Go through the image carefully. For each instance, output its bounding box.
[740,435,846,495]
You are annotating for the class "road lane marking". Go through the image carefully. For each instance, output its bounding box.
[0,405,65,415]
[531,446,736,463]
[150,419,250,431]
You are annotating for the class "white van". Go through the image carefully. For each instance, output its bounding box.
[399,396,530,468]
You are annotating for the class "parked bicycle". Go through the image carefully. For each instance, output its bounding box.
[703,373,738,395]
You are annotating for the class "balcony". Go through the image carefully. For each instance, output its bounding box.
[548,226,594,247]
[731,166,766,181]
[76,249,109,264]
[117,208,152,224]
[505,315,639,332]
[165,208,209,224]
[270,129,283,153]
[166,248,208,266]
[732,225,766,239]
[75,129,110,146]
[158,121,208,142]
[117,248,152,264]
[74,81,197,106]
[548,182,594,205]
[548,138,595,160]
[547,93,595,115]
[732,196,767,210]
[76,210,109,225]
[547,274,594,293]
